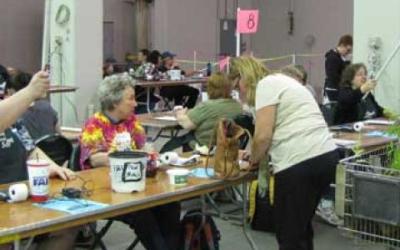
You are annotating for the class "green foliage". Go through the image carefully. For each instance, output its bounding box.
[387,123,400,170]
[351,132,364,156]
[383,108,399,121]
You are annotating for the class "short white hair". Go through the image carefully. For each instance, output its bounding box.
[98,73,136,112]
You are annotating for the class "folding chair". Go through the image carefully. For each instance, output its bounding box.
[69,145,140,250]
[320,102,338,126]
[35,133,73,166]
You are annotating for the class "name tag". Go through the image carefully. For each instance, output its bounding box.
[114,132,132,151]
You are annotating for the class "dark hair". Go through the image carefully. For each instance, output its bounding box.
[140,49,150,57]
[0,64,9,84]
[147,50,161,65]
[340,63,366,88]
[105,57,117,64]
[7,71,32,92]
[103,63,114,78]
[338,34,353,47]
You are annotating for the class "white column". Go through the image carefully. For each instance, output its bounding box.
[47,0,103,127]
[353,0,400,113]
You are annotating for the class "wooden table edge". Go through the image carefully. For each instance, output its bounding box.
[0,174,255,242]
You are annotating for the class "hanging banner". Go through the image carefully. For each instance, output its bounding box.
[219,56,230,71]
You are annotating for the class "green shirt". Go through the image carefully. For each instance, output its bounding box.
[187,99,242,146]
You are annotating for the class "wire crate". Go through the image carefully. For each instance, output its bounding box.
[338,145,400,249]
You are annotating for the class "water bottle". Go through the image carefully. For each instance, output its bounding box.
[144,142,158,177]
[146,152,158,178]
[206,62,212,76]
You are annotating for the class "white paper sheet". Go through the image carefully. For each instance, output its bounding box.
[154,116,177,121]
[333,138,356,147]
[170,155,200,166]
[60,126,82,132]
[363,119,395,126]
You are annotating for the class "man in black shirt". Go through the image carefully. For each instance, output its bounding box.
[324,34,353,102]
[159,51,199,108]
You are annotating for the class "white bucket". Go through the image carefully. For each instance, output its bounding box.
[109,151,148,193]
[168,69,181,80]
[166,168,190,185]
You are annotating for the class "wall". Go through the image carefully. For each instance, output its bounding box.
[353,0,400,113]
[103,0,137,62]
[0,0,136,72]
[254,0,353,99]
[0,0,44,72]
[0,0,354,105]
[150,0,353,101]
[152,0,219,63]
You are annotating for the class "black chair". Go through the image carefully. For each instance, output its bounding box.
[35,133,73,166]
[320,102,338,126]
[233,113,254,149]
[68,144,81,171]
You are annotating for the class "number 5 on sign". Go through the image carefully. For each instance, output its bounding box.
[237,9,259,34]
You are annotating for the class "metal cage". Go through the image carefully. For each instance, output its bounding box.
[338,145,400,249]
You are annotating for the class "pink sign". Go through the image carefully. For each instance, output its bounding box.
[237,9,259,34]
[219,57,230,71]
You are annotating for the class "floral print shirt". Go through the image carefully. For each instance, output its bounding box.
[79,112,146,170]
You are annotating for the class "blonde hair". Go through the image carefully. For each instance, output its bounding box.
[280,65,304,84]
[228,56,269,106]
[207,72,232,99]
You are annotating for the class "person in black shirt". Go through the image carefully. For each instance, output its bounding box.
[159,51,199,108]
[335,63,383,124]
[324,34,353,102]
[135,50,161,113]
[0,119,77,250]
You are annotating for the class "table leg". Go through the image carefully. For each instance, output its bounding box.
[22,237,34,250]
[13,239,20,250]
[201,194,207,227]
[151,129,164,142]
[242,181,259,250]
[146,88,151,113]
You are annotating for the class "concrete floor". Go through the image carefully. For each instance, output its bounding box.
[97,210,386,250]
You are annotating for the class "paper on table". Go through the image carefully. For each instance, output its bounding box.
[333,138,357,147]
[60,126,82,132]
[170,155,200,166]
[364,119,395,126]
[34,197,108,215]
[154,116,177,122]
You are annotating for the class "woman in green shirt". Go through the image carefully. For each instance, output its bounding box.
[160,72,242,153]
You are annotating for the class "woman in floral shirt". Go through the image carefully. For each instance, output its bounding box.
[79,73,181,250]
[80,112,146,169]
